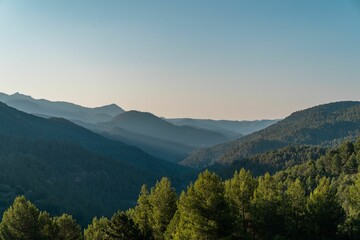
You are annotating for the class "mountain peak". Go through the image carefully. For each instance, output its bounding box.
[10,92,33,100]
[95,103,124,112]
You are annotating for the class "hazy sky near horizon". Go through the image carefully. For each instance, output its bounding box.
[0,0,359,120]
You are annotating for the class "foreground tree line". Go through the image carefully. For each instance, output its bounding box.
[0,171,360,240]
[1,139,360,240]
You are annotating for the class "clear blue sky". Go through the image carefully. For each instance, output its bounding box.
[0,0,359,120]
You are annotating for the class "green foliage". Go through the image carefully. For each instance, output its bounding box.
[251,173,285,239]
[224,169,256,238]
[130,185,153,238]
[216,145,326,178]
[307,178,345,240]
[148,178,177,240]
[349,174,360,217]
[53,214,83,240]
[84,217,109,240]
[170,170,233,240]
[0,196,43,240]
[284,179,307,239]
[104,211,142,240]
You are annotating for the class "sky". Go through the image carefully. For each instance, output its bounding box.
[0,0,359,120]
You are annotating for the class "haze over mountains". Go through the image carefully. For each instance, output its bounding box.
[0,92,124,123]
[78,111,231,162]
[167,118,277,136]
[1,92,277,162]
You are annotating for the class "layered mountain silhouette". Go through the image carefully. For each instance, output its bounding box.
[182,101,360,168]
[0,102,192,224]
[0,92,124,123]
[0,92,278,162]
[79,111,233,162]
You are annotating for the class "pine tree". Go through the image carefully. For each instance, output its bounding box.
[38,211,58,239]
[53,214,83,240]
[348,173,360,217]
[104,211,142,240]
[130,185,153,238]
[251,173,285,239]
[344,153,358,174]
[307,177,345,240]
[224,168,256,238]
[355,138,360,154]
[170,170,233,240]
[148,177,177,240]
[342,173,360,239]
[84,217,109,240]
[0,196,43,240]
[284,179,307,239]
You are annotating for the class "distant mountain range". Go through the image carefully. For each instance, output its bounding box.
[182,101,360,168]
[166,118,278,136]
[0,102,192,224]
[0,92,124,123]
[0,92,277,162]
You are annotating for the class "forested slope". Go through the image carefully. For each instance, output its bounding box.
[183,101,360,168]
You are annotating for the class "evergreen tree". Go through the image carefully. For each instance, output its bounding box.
[355,138,360,154]
[307,177,345,240]
[224,168,256,238]
[84,217,109,240]
[349,173,360,217]
[104,211,142,240]
[251,173,285,239]
[284,179,307,239]
[148,177,177,240]
[164,211,180,240]
[0,196,43,240]
[38,211,58,240]
[53,214,83,240]
[341,173,360,239]
[331,154,342,175]
[170,170,233,240]
[339,141,355,162]
[130,185,153,238]
[344,153,358,174]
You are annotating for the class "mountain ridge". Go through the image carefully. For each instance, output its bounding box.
[182,101,360,169]
[0,92,124,123]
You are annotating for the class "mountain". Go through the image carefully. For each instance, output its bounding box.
[0,92,124,123]
[79,111,233,162]
[106,111,231,147]
[0,102,193,225]
[166,118,278,137]
[182,101,360,169]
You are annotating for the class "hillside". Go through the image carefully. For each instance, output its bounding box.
[0,102,193,224]
[182,101,360,168]
[0,92,124,123]
[210,145,327,178]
